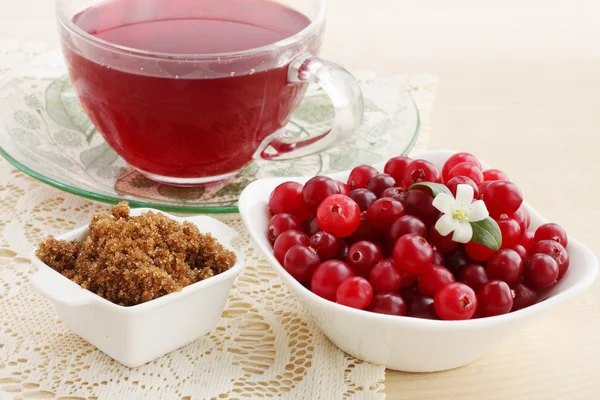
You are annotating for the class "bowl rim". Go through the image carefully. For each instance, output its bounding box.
[31,207,245,315]
[238,149,599,329]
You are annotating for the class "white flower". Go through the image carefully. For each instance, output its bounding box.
[432,184,489,243]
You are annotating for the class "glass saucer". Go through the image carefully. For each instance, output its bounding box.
[0,48,419,213]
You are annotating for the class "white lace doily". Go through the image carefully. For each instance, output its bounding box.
[0,41,438,399]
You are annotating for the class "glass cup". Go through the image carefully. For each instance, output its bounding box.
[57,0,363,185]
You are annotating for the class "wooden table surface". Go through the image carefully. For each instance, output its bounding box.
[2,0,600,399]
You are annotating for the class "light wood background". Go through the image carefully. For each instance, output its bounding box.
[1,0,599,398]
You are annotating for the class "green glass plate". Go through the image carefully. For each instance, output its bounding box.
[0,48,419,213]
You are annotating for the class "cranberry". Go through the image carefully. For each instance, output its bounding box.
[497,217,522,248]
[380,187,408,202]
[524,253,559,289]
[269,181,311,220]
[310,231,340,260]
[407,294,437,319]
[446,176,479,199]
[477,280,513,317]
[483,169,509,182]
[432,249,445,265]
[465,241,495,262]
[448,162,484,185]
[337,181,351,195]
[459,263,489,291]
[283,245,320,282]
[418,265,455,297]
[348,189,377,212]
[403,159,442,186]
[316,194,361,238]
[336,240,349,261]
[268,213,300,243]
[393,233,434,275]
[303,176,341,212]
[386,215,427,245]
[511,244,528,260]
[442,152,482,182]
[486,248,523,286]
[512,283,538,311]
[348,165,379,190]
[478,181,492,197]
[366,173,396,197]
[434,282,478,320]
[336,277,373,309]
[534,223,568,247]
[444,245,471,275]
[366,198,404,230]
[348,212,383,243]
[311,260,354,301]
[273,229,310,264]
[369,259,402,293]
[531,240,569,278]
[368,293,407,316]
[508,205,531,234]
[399,272,419,287]
[384,155,413,186]
[403,189,440,226]
[521,230,535,252]
[347,240,384,277]
[481,181,523,216]
[428,225,458,253]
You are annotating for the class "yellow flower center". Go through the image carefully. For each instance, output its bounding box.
[452,209,468,221]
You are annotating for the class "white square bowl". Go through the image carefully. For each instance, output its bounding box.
[31,208,244,368]
[238,149,598,372]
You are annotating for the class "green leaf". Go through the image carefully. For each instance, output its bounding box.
[470,218,502,251]
[80,142,118,170]
[409,182,452,197]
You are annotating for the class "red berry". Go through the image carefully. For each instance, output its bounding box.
[524,253,559,289]
[511,244,528,260]
[444,245,472,275]
[316,194,361,238]
[284,245,320,282]
[384,155,413,185]
[434,282,478,320]
[336,241,349,261]
[348,212,383,243]
[531,240,569,278]
[534,223,568,247]
[386,215,428,244]
[311,260,355,301]
[432,249,445,265]
[273,229,310,264]
[465,241,495,262]
[404,159,442,186]
[447,162,484,185]
[512,283,538,311]
[459,263,488,291]
[481,181,523,216]
[407,294,437,319]
[521,231,535,252]
[418,265,455,297]
[442,152,482,183]
[399,271,419,287]
[348,165,379,190]
[428,225,458,253]
[269,182,311,220]
[303,176,342,212]
[477,181,492,197]
[393,233,434,275]
[477,280,513,317]
[268,213,300,243]
[369,259,402,293]
[497,217,522,249]
[348,189,377,212]
[368,293,407,316]
[310,231,340,260]
[366,173,396,197]
[403,189,440,226]
[336,277,373,309]
[347,240,384,277]
[509,205,530,234]
[337,181,351,195]
[446,176,479,199]
[380,187,408,202]
[486,248,524,286]
[366,198,405,230]
[483,169,509,181]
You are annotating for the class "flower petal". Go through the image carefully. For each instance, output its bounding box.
[452,221,473,243]
[432,193,456,215]
[467,200,489,222]
[455,184,475,208]
[435,214,458,237]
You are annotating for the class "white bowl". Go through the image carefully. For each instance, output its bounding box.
[31,208,244,368]
[238,149,599,372]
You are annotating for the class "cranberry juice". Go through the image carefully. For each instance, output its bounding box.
[63,0,311,179]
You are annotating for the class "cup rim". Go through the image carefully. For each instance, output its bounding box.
[56,0,327,60]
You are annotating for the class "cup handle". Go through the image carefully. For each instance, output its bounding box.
[257,54,364,160]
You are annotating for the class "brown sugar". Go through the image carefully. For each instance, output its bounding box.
[36,202,236,306]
